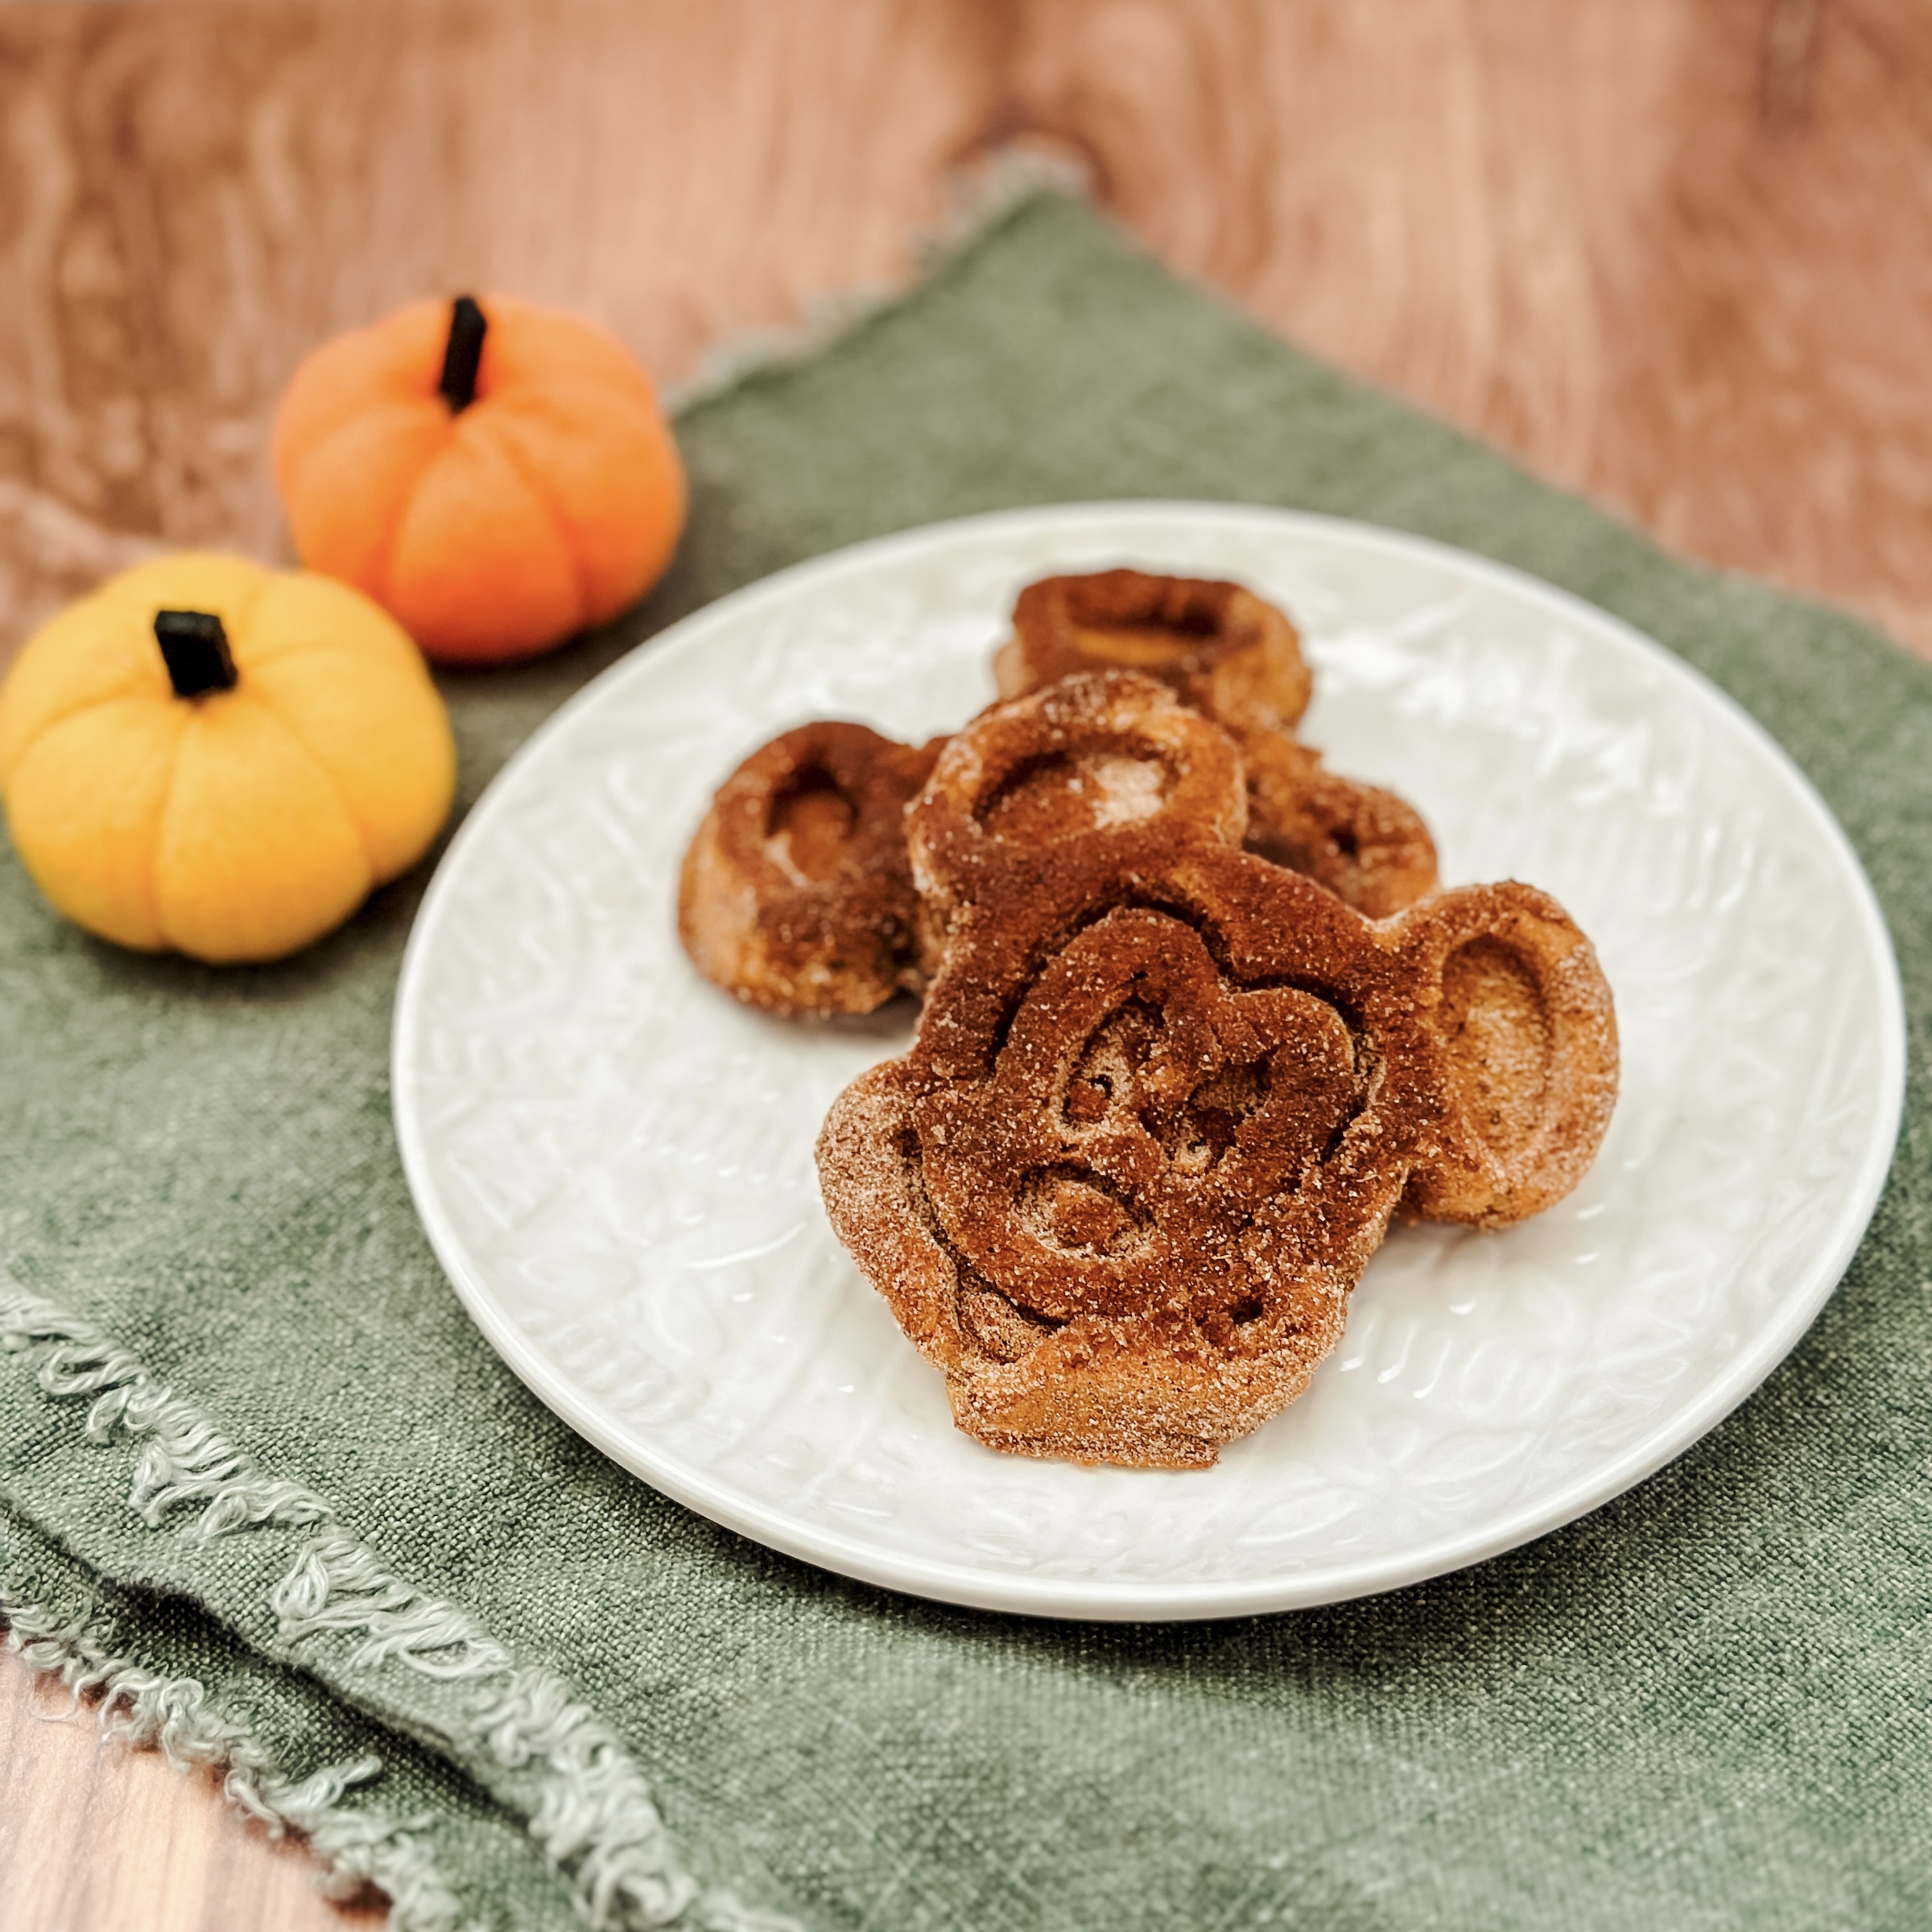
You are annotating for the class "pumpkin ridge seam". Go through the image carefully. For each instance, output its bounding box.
[480,417,594,634]
[146,703,193,952]
[289,408,454,615]
[0,683,156,792]
[0,1284,801,1932]
[236,680,386,883]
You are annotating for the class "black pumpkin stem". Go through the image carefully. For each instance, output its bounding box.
[439,295,487,413]
[155,610,237,700]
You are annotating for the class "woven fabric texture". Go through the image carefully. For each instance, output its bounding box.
[3,191,1930,1932]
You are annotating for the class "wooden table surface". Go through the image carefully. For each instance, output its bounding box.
[3,1,1928,1926]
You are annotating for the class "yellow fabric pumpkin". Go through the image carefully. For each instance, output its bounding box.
[0,554,456,964]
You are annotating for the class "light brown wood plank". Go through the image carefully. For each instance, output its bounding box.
[0,1645,383,1932]
[1012,0,1932,650]
[5,0,1932,658]
[0,0,1001,653]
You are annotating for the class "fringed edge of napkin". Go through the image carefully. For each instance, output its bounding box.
[0,1285,799,1932]
[0,170,1110,1930]
[0,1579,466,1931]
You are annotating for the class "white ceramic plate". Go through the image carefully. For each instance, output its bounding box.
[393,503,1903,1621]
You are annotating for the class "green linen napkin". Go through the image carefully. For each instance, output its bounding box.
[4,188,1930,1932]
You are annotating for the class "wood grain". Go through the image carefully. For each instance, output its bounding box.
[4,1,1931,1926]
[1013,0,1932,650]
[0,1645,383,1932]
[2,0,1930,664]
[0,0,1001,652]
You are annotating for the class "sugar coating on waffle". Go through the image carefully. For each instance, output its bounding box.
[677,574,1438,1026]
[1232,724,1439,919]
[678,720,939,1017]
[996,567,1313,734]
[998,568,1439,916]
[817,676,1618,1468]
[906,667,1249,976]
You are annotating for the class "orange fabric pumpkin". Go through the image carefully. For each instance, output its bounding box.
[271,294,686,665]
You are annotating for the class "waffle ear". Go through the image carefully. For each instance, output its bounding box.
[1394,883,1618,1227]
[904,671,1247,914]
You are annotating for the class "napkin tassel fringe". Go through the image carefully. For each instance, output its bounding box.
[0,1582,468,1932]
[0,1291,332,1538]
[0,1282,801,1932]
[277,1530,799,1930]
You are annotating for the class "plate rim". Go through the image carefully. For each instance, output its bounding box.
[393,500,1907,1622]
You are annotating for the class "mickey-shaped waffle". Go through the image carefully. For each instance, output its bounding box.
[995,567,1314,733]
[678,721,939,1016]
[997,568,1439,918]
[680,572,1440,1017]
[817,671,1617,1468]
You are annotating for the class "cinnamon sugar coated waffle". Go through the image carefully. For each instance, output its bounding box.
[1232,724,1440,919]
[906,669,1249,977]
[673,578,1618,1468]
[998,568,1439,915]
[676,574,1439,1020]
[996,568,1313,733]
[816,676,1619,1468]
[677,720,939,1016]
